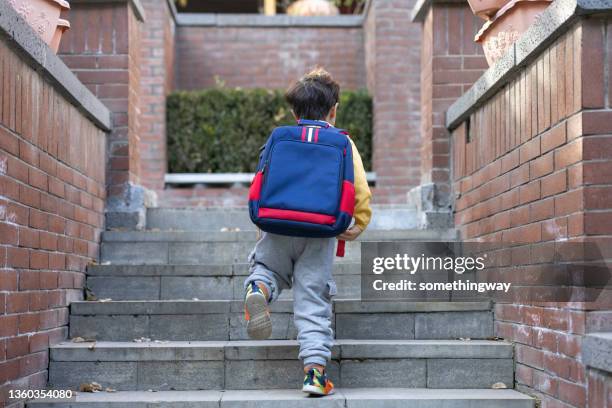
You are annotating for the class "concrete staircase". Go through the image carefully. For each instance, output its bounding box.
[28,207,535,407]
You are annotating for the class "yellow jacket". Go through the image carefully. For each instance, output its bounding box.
[348,138,372,231]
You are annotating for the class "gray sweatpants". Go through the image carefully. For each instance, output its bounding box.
[245,232,337,367]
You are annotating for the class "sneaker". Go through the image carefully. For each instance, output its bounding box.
[244,282,272,340]
[302,367,335,396]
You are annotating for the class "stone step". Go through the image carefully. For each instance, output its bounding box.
[27,388,535,408]
[86,263,362,300]
[69,300,493,341]
[146,206,426,232]
[48,340,514,391]
[99,229,457,265]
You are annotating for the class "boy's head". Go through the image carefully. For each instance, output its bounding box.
[285,68,340,124]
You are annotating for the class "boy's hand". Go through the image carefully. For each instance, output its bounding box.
[338,225,363,241]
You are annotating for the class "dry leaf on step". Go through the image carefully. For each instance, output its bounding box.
[491,382,508,389]
[72,337,96,343]
[79,382,103,393]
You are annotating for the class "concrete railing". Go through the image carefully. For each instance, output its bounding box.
[165,172,377,186]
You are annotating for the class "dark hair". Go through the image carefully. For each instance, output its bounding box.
[285,68,340,120]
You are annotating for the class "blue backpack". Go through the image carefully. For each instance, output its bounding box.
[248,119,355,254]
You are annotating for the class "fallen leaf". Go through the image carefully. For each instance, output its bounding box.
[491,382,508,389]
[80,382,103,393]
[72,337,96,343]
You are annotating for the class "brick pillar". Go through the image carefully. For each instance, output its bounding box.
[59,0,151,228]
[139,0,176,192]
[411,0,487,217]
[363,0,422,204]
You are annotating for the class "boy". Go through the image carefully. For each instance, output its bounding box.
[243,68,372,396]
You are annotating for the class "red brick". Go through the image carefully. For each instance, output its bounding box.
[555,189,584,216]
[581,20,605,108]
[7,155,28,183]
[30,251,49,270]
[555,139,582,170]
[6,336,29,359]
[29,332,49,353]
[530,198,555,222]
[29,209,48,230]
[584,211,612,234]
[6,291,29,314]
[19,226,40,248]
[519,180,541,205]
[541,123,566,153]
[0,315,18,337]
[519,137,540,163]
[0,359,19,383]
[18,140,38,167]
[18,313,40,334]
[0,222,18,244]
[558,379,586,407]
[19,350,48,377]
[541,170,567,198]
[28,167,48,191]
[529,152,553,180]
[7,247,29,268]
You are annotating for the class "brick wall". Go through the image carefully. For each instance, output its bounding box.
[175,25,365,91]
[587,367,612,407]
[139,0,176,192]
[0,38,106,406]
[363,0,422,204]
[419,4,486,206]
[451,18,612,407]
[59,1,143,198]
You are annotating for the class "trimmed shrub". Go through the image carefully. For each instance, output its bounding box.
[166,88,372,173]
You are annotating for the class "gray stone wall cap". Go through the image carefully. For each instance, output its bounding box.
[411,0,466,22]
[166,0,178,21]
[0,0,111,131]
[176,13,364,27]
[583,332,612,373]
[69,0,146,22]
[446,0,612,129]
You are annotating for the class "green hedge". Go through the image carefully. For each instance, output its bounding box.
[166,88,372,173]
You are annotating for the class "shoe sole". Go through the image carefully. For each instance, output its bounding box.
[245,292,272,340]
[302,385,334,396]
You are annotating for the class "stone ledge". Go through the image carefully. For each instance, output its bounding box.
[445,0,612,130]
[411,0,466,22]
[583,332,612,373]
[0,1,111,131]
[166,0,178,21]
[69,0,146,22]
[176,13,364,27]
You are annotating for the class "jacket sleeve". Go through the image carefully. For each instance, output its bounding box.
[349,138,372,230]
